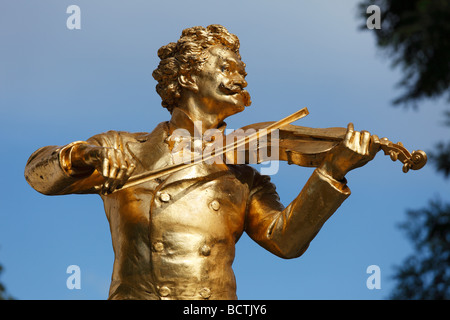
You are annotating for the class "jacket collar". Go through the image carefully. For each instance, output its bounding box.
[125,122,173,176]
[125,121,231,187]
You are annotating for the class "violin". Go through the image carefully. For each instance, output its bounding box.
[227,121,427,173]
[119,108,427,191]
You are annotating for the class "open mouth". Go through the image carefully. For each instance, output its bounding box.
[219,83,243,95]
[219,83,251,106]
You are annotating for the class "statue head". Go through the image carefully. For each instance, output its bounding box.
[152,25,251,116]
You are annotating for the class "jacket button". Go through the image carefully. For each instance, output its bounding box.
[153,241,164,252]
[200,287,211,299]
[159,192,171,202]
[200,244,211,256]
[159,286,171,297]
[210,200,220,211]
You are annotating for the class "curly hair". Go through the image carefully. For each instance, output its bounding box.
[152,25,241,114]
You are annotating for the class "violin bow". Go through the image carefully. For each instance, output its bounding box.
[116,107,310,191]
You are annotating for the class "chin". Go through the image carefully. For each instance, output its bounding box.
[214,92,251,118]
[233,104,246,114]
[230,91,251,108]
[229,98,247,112]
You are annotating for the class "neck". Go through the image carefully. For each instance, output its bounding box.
[170,97,224,135]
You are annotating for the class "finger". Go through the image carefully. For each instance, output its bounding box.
[116,162,136,190]
[343,122,354,144]
[352,131,360,151]
[101,149,113,195]
[114,152,130,181]
[102,178,110,195]
[372,134,380,147]
[124,161,136,180]
[347,122,354,132]
[360,130,371,155]
[115,163,128,181]
[108,150,121,180]
[102,156,110,178]
[101,183,109,195]
[370,134,381,155]
[109,161,128,193]
[108,152,123,193]
[101,150,118,194]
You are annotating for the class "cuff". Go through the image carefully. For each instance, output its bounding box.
[315,168,351,196]
[58,141,94,177]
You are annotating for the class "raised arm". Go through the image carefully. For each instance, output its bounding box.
[245,168,350,259]
[245,123,379,259]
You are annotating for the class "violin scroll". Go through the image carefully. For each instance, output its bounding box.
[379,138,427,173]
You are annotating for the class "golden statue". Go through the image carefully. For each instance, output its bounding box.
[24,25,426,300]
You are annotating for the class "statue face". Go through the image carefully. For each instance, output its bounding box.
[190,45,251,120]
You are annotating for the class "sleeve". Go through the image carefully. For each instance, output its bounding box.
[24,131,125,195]
[244,168,351,259]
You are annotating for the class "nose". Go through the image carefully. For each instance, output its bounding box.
[233,76,247,89]
[237,80,248,89]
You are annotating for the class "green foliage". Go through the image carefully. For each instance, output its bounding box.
[390,199,450,299]
[359,0,450,300]
[359,0,450,107]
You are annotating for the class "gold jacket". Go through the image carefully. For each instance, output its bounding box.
[25,122,351,300]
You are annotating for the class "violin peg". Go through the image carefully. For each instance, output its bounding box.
[389,151,398,162]
[402,163,410,173]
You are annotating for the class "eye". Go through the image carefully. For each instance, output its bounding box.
[221,65,229,72]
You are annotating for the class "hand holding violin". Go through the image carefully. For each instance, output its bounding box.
[318,123,380,181]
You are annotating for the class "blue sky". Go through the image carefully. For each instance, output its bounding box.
[0,1,448,300]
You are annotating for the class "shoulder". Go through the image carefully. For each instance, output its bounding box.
[86,122,168,147]
[228,164,275,191]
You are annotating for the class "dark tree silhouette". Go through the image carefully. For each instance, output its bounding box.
[390,199,450,299]
[359,0,450,299]
[359,0,450,107]
[0,263,13,300]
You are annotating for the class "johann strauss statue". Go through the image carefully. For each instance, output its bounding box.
[25,25,388,300]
